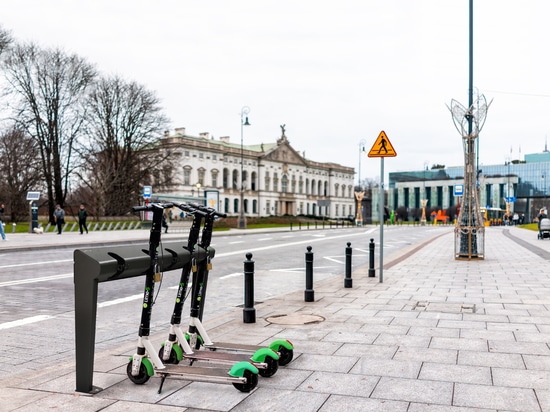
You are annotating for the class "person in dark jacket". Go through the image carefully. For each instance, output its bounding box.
[53,204,65,234]
[78,204,89,234]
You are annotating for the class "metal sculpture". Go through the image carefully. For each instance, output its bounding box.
[448,93,491,259]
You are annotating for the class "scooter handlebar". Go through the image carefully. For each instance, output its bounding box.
[131,202,175,213]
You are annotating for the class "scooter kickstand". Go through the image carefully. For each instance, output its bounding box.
[158,375,167,394]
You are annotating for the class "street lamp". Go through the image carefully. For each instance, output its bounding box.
[357,139,366,189]
[238,106,251,229]
[196,182,202,205]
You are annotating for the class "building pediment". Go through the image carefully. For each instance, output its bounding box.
[262,140,307,166]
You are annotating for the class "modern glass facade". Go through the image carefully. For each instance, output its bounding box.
[380,151,550,222]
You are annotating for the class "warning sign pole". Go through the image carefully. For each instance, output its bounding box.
[367,130,396,283]
[379,158,384,283]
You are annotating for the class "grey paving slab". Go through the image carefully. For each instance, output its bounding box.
[492,367,550,390]
[231,388,328,412]
[370,376,453,405]
[457,350,525,369]
[418,362,492,385]
[318,394,409,412]
[453,382,540,411]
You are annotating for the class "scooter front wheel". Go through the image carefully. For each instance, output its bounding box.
[232,369,258,392]
[277,346,294,366]
[258,355,278,377]
[126,360,151,384]
[158,346,180,364]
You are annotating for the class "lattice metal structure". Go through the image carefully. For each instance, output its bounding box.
[448,94,491,260]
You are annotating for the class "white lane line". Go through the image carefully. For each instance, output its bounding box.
[258,238,272,242]
[228,240,245,244]
[0,315,55,330]
[98,294,142,308]
[220,273,243,280]
[0,273,72,287]
[0,259,72,269]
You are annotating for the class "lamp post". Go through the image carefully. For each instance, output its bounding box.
[238,106,251,229]
[196,182,202,205]
[357,139,366,189]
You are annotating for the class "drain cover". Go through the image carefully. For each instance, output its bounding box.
[266,314,325,325]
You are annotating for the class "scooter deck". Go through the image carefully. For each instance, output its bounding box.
[159,364,246,384]
[184,349,268,369]
[204,341,265,353]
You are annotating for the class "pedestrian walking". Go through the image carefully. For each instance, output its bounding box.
[0,203,6,240]
[162,214,169,234]
[53,204,65,235]
[78,204,89,234]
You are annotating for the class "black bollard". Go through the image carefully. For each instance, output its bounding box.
[344,242,353,288]
[243,252,256,323]
[368,238,376,277]
[299,221,302,230]
[290,222,293,231]
[304,246,314,302]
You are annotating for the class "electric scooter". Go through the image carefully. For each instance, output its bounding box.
[158,203,280,379]
[184,204,294,366]
[126,202,258,393]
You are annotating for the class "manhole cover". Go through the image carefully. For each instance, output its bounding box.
[265,314,325,325]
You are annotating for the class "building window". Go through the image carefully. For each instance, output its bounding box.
[265,172,270,191]
[341,185,345,197]
[223,168,230,189]
[198,168,205,186]
[253,199,257,214]
[212,154,217,161]
[211,170,218,188]
[251,172,257,191]
[282,175,288,193]
[244,199,249,213]
[335,184,339,197]
[234,198,239,213]
[232,170,238,190]
[199,152,204,159]
[273,173,279,192]
[335,205,339,217]
[299,176,303,194]
[183,167,191,185]
[291,175,296,193]
[224,198,229,213]
[184,150,190,157]
[266,200,270,214]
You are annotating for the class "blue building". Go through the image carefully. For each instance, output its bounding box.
[370,149,550,223]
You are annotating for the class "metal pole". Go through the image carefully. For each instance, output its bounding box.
[243,252,256,323]
[379,158,384,283]
[344,242,352,288]
[304,246,314,302]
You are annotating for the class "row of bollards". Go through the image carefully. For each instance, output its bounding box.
[242,239,377,322]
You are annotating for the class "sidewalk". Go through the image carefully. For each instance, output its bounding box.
[2,226,550,411]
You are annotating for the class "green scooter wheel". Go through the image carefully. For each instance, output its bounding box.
[232,369,258,392]
[126,359,151,384]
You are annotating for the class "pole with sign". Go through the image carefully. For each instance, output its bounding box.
[367,131,397,283]
[142,186,152,220]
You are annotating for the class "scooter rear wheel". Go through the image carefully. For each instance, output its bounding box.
[232,369,258,392]
[126,360,151,384]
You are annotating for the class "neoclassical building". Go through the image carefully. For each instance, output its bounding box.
[155,127,355,219]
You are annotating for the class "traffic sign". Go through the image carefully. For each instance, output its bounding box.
[367,131,396,157]
[143,186,152,199]
[454,184,463,196]
[505,196,516,203]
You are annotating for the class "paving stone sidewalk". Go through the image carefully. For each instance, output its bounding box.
[2,226,549,411]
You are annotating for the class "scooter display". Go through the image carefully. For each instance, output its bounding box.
[126,202,258,393]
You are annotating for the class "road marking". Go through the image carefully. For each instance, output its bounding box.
[228,240,245,244]
[0,259,72,269]
[0,273,72,287]
[258,238,272,241]
[220,273,243,280]
[98,294,142,308]
[324,257,344,264]
[0,315,55,330]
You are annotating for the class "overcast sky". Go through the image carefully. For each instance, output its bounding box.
[2,0,549,183]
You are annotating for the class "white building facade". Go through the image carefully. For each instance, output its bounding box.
[155,127,355,219]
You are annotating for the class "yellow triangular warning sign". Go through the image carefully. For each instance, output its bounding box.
[368,130,397,158]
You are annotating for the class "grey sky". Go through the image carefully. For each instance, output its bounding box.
[2,0,548,183]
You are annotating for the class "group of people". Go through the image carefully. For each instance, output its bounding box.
[53,204,88,235]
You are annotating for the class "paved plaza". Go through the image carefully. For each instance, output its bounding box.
[1,225,549,411]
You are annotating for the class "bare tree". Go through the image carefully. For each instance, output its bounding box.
[0,127,43,221]
[1,42,96,222]
[77,75,169,215]
[0,26,12,55]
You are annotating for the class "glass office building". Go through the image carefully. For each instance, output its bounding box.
[376,151,550,223]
